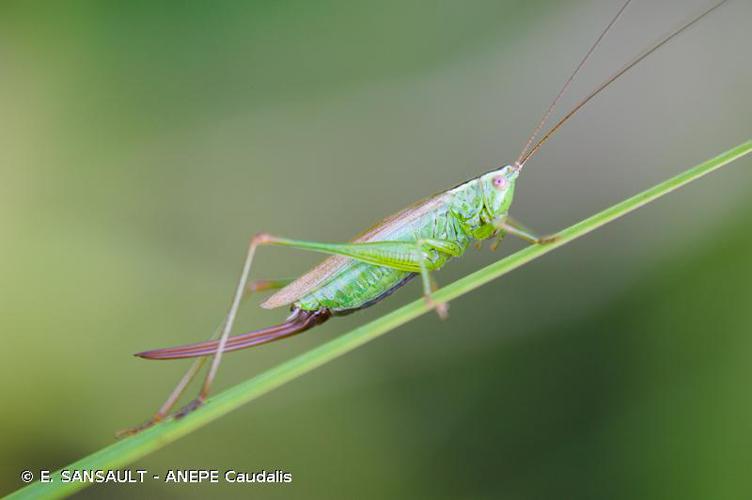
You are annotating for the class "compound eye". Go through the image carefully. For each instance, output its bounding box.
[492,176,507,190]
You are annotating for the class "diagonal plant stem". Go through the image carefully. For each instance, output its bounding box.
[8,140,751,499]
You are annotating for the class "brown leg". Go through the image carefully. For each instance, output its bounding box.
[117,265,291,437]
[172,233,273,418]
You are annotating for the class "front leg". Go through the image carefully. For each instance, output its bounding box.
[495,215,559,245]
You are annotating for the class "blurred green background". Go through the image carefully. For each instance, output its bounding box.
[2,0,751,498]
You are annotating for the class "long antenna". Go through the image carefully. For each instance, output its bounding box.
[516,0,633,166]
[517,0,729,169]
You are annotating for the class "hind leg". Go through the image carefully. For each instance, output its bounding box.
[117,273,292,437]
[160,234,281,423]
[124,232,462,432]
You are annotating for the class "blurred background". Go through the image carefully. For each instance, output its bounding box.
[2,0,751,498]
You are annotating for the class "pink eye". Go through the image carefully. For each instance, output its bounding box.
[493,176,507,189]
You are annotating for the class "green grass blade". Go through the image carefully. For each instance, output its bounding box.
[8,140,751,499]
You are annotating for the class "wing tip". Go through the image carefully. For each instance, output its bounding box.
[260,294,290,310]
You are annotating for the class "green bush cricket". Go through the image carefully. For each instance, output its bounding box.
[121,0,729,436]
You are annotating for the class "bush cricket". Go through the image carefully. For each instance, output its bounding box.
[121,0,729,436]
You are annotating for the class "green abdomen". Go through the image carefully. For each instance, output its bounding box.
[296,264,415,314]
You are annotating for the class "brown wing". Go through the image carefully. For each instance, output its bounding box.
[260,194,446,309]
